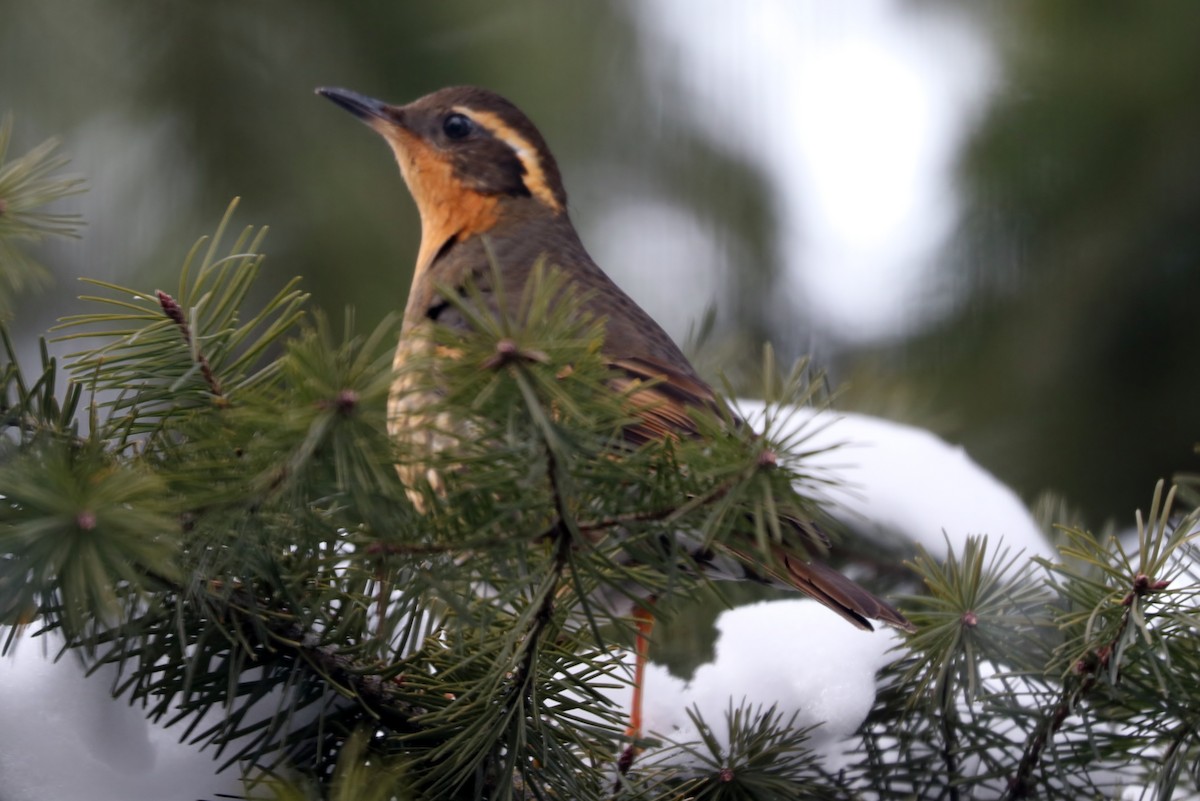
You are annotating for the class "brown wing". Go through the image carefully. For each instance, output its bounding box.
[606,354,729,445]
[608,354,914,633]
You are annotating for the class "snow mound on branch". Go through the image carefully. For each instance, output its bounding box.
[732,401,1050,559]
[621,599,901,768]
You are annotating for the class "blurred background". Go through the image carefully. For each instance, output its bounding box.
[1,0,1197,526]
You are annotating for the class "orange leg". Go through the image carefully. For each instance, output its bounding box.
[619,600,656,774]
[376,565,389,632]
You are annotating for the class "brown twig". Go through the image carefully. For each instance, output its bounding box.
[156,290,225,401]
[1003,571,1170,798]
[937,677,962,801]
[511,445,574,692]
[216,586,424,732]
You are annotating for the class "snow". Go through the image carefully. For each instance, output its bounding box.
[0,635,245,801]
[732,401,1051,560]
[616,600,903,769]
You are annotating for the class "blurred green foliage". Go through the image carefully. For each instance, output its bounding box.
[0,1,769,341]
[2,0,1195,523]
[851,1,1200,521]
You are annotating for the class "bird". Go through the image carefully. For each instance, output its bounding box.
[317,84,914,756]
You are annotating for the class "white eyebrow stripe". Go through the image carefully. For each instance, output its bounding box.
[453,106,562,212]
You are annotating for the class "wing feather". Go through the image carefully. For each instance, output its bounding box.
[607,355,724,445]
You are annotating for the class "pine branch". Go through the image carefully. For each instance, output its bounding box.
[54,199,308,442]
[0,325,84,443]
[1005,482,1198,799]
[0,437,180,640]
[636,702,843,801]
[0,114,87,315]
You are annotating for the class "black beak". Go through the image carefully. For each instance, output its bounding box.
[316,87,395,125]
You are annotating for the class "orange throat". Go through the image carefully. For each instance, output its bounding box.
[375,123,500,276]
[411,177,499,273]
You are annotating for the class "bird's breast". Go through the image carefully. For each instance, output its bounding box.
[388,334,462,510]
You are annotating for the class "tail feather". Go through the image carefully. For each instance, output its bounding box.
[780,552,915,633]
[720,541,914,633]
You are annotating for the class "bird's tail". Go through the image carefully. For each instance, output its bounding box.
[775,549,915,632]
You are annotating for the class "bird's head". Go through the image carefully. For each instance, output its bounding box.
[318,86,567,269]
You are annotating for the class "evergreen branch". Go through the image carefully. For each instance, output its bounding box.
[509,437,575,718]
[900,537,1050,708]
[0,114,87,314]
[403,357,622,799]
[640,702,838,800]
[1004,482,1197,798]
[1002,608,1127,798]
[217,586,426,733]
[0,325,84,442]
[0,438,180,639]
[34,198,1200,797]
[53,200,308,437]
[97,566,429,776]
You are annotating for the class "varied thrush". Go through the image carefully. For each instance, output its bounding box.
[318,85,913,748]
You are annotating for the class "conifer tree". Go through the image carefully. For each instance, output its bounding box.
[2,120,1199,801]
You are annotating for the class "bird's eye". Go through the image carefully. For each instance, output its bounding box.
[442,113,474,140]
